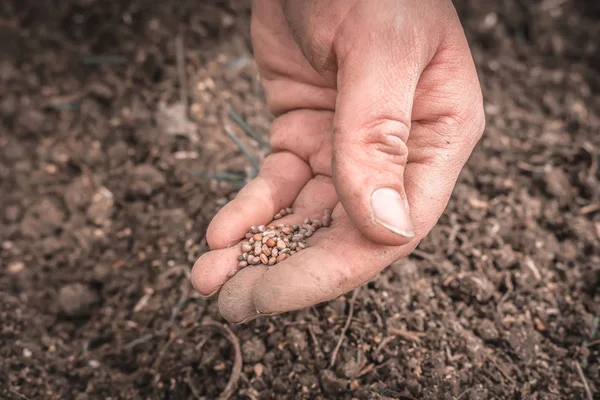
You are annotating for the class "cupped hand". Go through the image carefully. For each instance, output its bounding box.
[191,0,485,323]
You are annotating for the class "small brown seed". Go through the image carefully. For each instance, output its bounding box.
[322,215,332,227]
[238,261,248,268]
[290,242,297,250]
[268,257,277,266]
[293,224,299,231]
[280,248,290,254]
[290,250,296,255]
[251,226,258,233]
[262,244,271,256]
[282,227,292,235]
[271,248,279,257]
[249,237,255,244]
[237,254,245,261]
[280,208,288,217]
[245,233,253,239]
[266,238,276,247]
[253,233,263,242]
[304,230,313,238]
[268,225,276,230]
[241,242,252,253]
[297,242,307,249]
[258,225,266,232]
[276,239,286,250]
[292,234,303,242]
[251,257,261,265]
[254,246,262,256]
[260,254,269,264]
[242,253,248,261]
[247,255,254,263]
[286,207,294,214]
[273,213,282,220]
[277,253,288,262]
[304,218,310,224]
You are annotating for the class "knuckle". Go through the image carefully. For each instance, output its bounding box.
[354,119,410,165]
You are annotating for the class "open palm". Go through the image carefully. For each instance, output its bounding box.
[192,0,485,323]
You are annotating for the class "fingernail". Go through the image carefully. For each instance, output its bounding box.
[371,187,415,238]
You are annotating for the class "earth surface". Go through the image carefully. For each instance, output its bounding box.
[1,0,600,399]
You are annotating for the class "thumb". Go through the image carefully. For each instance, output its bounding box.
[332,24,437,246]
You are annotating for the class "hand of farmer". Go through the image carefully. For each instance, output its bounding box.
[191,0,485,323]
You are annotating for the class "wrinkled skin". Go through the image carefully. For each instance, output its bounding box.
[192,0,485,323]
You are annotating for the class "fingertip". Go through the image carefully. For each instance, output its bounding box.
[191,249,236,296]
[218,267,264,323]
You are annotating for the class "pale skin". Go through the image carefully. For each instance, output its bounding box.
[191,0,485,323]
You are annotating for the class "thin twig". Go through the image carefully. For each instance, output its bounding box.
[456,389,472,400]
[154,322,243,400]
[175,35,189,116]
[8,388,31,400]
[330,288,360,368]
[387,328,424,343]
[224,125,260,172]
[575,362,594,400]
[125,333,155,350]
[307,324,324,359]
[411,249,436,262]
[227,107,270,149]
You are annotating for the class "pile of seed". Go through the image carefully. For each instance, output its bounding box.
[231,208,332,276]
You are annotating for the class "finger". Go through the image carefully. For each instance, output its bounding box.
[193,175,338,296]
[206,152,312,250]
[217,207,409,323]
[330,5,441,247]
[191,246,241,296]
[270,109,333,176]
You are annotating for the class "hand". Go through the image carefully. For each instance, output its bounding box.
[191,0,485,323]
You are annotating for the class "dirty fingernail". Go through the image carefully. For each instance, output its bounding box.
[371,187,415,238]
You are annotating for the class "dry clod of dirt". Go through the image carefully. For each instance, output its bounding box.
[58,283,100,318]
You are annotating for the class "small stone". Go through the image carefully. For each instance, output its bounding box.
[8,261,24,274]
[241,242,252,253]
[476,319,500,341]
[238,261,248,268]
[260,254,269,264]
[88,359,101,369]
[23,348,32,358]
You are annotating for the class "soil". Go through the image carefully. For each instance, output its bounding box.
[1,0,600,399]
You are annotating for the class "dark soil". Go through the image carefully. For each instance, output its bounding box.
[1,0,600,399]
